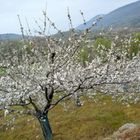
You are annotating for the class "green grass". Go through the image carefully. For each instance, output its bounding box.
[0,95,140,140]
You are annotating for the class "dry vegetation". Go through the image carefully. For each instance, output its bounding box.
[0,95,140,140]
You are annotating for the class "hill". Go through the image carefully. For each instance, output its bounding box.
[77,1,140,30]
[0,34,22,41]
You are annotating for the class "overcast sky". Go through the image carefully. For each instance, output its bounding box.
[0,0,138,34]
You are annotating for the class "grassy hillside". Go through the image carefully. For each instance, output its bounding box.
[0,95,140,140]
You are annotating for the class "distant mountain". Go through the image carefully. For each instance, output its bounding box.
[77,1,140,30]
[0,34,22,41]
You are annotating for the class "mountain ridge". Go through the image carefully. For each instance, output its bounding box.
[77,0,140,30]
[0,33,22,41]
[0,1,140,41]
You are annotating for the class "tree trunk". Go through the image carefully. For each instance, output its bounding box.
[37,112,52,140]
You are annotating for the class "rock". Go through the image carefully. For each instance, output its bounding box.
[117,123,137,132]
[104,123,140,140]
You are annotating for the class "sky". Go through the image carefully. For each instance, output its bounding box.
[0,0,138,34]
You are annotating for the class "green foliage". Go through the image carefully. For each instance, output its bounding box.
[0,67,7,76]
[77,46,90,66]
[0,40,24,51]
[93,37,111,62]
[128,32,140,59]
[94,37,111,49]
[23,42,34,55]
[0,40,24,61]
[76,37,112,66]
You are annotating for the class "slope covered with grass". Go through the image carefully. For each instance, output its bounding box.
[0,95,140,140]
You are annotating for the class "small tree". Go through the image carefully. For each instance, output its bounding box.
[0,11,140,140]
